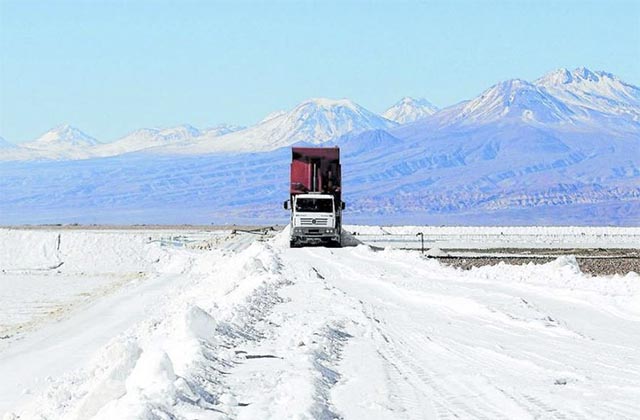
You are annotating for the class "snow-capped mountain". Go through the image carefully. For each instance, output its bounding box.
[269,97,397,144]
[117,124,246,154]
[96,124,247,157]
[93,125,203,157]
[1,123,246,160]
[383,97,438,123]
[168,97,398,153]
[418,68,640,132]
[1,125,102,160]
[23,125,100,150]
[431,79,576,127]
[535,67,640,121]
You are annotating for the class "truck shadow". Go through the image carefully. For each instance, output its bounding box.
[340,230,364,247]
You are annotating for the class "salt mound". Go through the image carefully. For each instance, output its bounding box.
[125,349,176,399]
[183,305,218,342]
[425,247,449,257]
[547,255,582,275]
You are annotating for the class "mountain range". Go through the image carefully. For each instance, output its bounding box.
[1,67,638,225]
[3,67,637,161]
[0,97,426,160]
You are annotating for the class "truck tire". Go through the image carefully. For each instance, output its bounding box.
[290,240,299,248]
[328,238,342,248]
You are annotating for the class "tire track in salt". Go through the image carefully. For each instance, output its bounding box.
[305,248,522,419]
[336,246,640,419]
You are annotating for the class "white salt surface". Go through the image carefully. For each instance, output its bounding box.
[1,227,639,419]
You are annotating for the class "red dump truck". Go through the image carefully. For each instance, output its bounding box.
[283,147,345,247]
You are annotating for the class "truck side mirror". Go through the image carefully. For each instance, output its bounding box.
[341,202,346,210]
[283,200,289,210]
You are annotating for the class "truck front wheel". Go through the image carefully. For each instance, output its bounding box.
[328,238,342,248]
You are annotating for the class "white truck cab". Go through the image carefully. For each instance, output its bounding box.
[285,194,341,247]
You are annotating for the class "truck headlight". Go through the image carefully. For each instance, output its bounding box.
[325,229,334,233]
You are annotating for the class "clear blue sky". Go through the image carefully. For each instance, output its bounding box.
[1,0,639,143]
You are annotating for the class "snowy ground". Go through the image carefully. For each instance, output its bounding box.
[1,227,639,419]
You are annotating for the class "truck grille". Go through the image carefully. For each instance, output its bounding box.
[300,217,329,226]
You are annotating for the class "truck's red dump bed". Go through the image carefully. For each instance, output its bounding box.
[290,147,341,201]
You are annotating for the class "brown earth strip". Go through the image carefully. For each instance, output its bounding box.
[436,255,639,276]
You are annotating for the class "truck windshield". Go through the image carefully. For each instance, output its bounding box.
[295,198,333,213]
